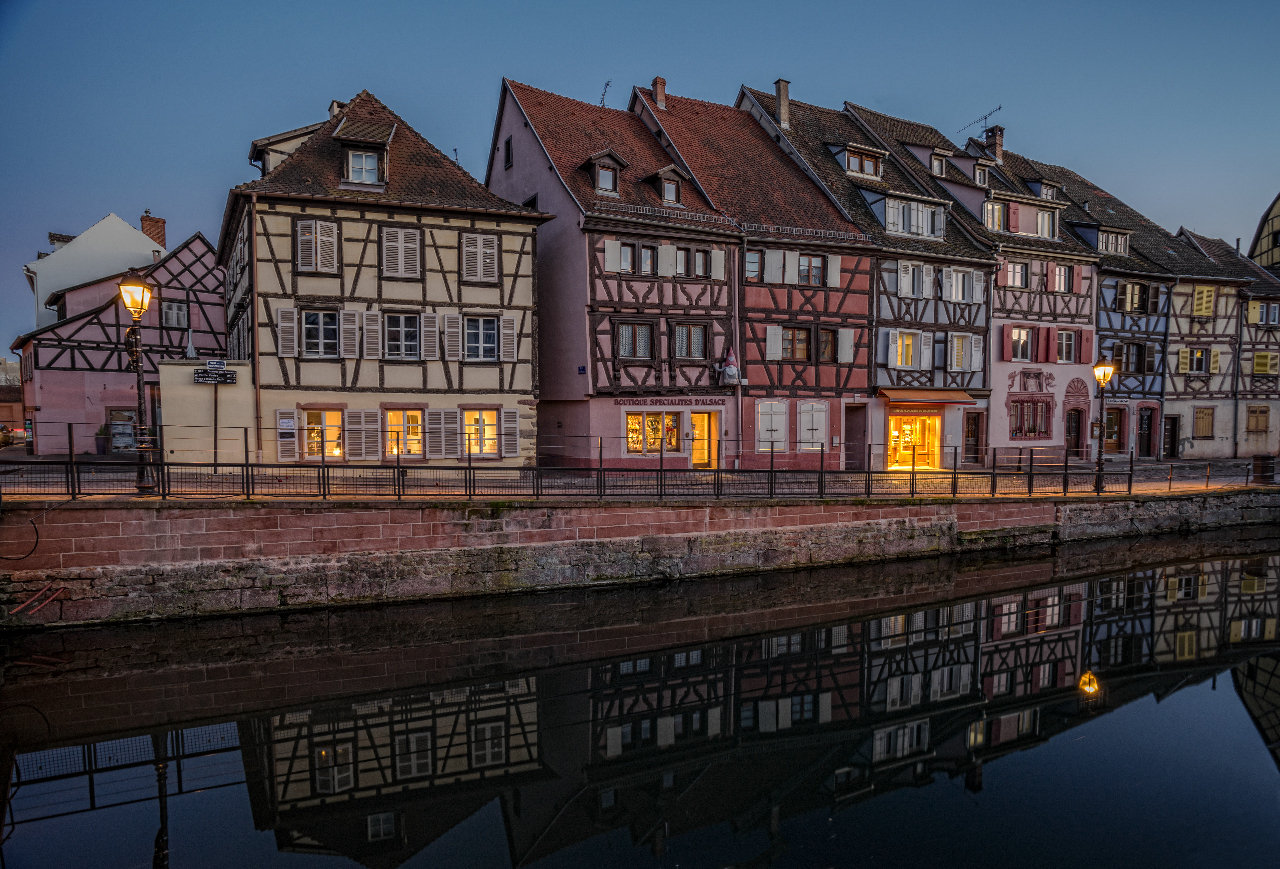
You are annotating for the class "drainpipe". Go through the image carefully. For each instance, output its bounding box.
[1232,288,1243,459]
[736,231,747,469]
[250,193,263,463]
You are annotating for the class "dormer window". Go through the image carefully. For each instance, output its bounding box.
[662,179,680,204]
[1040,185,1055,200]
[584,149,629,197]
[597,166,617,193]
[846,152,880,176]
[349,151,379,184]
[931,155,945,176]
[975,167,988,186]
[1099,231,1129,255]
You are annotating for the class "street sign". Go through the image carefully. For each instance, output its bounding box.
[194,369,237,385]
[205,359,227,370]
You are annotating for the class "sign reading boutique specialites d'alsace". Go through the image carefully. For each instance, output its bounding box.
[612,398,728,407]
[193,369,237,385]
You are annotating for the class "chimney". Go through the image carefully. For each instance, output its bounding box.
[651,77,666,110]
[984,125,1004,163]
[774,78,790,129]
[329,99,347,119]
[1236,238,1241,253]
[140,210,166,248]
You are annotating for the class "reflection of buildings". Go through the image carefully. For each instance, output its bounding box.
[6,553,1280,867]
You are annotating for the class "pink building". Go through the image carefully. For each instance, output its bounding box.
[12,220,226,454]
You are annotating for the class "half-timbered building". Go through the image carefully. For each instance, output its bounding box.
[11,225,226,454]
[485,80,739,468]
[745,85,997,470]
[220,91,543,466]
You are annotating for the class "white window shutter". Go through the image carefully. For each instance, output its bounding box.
[426,410,444,458]
[402,228,420,278]
[480,235,499,282]
[922,265,935,295]
[296,220,316,272]
[421,313,439,360]
[837,328,855,364]
[443,314,463,361]
[442,409,461,457]
[604,240,621,273]
[970,334,984,372]
[344,410,365,460]
[276,409,298,462]
[783,251,799,284]
[765,325,783,360]
[974,271,985,303]
[942,268,954,301]
[500,408,519,457]
[461,234,480,281]
[500,316,517,362]
[383,227,402,277]
[764,250,784,283]
[363,410,381,461]
[711,249,725,280]
[947,334,960,371]
[826,255,842,288]
[920,332,934,370]
[934,206,946,237]
[898,263,912,297]
[317,220,338,273]
[1210,347,1221,374]
[362,311,382,359]
[276,308,298,357]
[339,310,359,359]
[887,329,900,368]
[886,199,901,232]
[657,244,676,277]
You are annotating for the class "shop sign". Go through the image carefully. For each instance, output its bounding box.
[612,398,728,407]
[887,404,943,415]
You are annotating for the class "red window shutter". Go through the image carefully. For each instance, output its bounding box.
[1003,324,1014,361]
[1045,326,1058,362]
[1080,329,1094,364]
[1008,203,1020,233]
[1072,265,1083,294]
[996,261,1007,287]
[1046,260,1057,291]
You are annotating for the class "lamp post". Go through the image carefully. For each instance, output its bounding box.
[1092,356,1116,495]
[119,268,155,492]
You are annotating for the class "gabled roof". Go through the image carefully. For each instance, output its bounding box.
[1179,229,1278,293]
[1248,188,1280,262]
[24,213,166,305]
[248,121,325,162]
[503,79,727,230]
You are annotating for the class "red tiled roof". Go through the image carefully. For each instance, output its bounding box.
[506,80,724,227]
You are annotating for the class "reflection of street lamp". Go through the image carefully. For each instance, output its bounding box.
[1092,356,1116,495]
[119,268,155,491]
[1078,669,1100,695]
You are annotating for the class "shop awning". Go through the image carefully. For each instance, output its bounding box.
[880,388,977,405]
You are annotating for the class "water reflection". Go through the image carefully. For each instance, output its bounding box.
[3,532,1280,867]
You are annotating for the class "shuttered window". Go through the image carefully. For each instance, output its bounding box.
[464,317,498,361]
[382,226,421,278]
[1246,406,1269,433]
[275,409,298,462]
[302,311,339,358]
[1193,407,1214,439]
[384,314,418,360]
[425,409,461,458]
[296,219,339,274]
[276,308,299,357]
[343,410,381,461]
[756,400,787,452]
[461,234,499,282]
[1252,352,1279,376]
[1192,286,1215,317]
[797,402,828,451]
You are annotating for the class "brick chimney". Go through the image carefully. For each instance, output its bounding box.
[774,79,790,129]
[140,210,166,248]
[984,125,1004,163]
[652,76,666,110]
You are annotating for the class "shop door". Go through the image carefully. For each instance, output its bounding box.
[963,412,982,465]
[1065,410,1082,459]
[690,412,718,469]
[1104,409,1122,454]
[1137,409,1154,458]
[844,405,866,470]
[1163,417,1180,460]
[889,415,940,469]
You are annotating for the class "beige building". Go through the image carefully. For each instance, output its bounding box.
[218,91,545,467]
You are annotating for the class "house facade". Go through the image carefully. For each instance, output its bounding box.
[11,222,226,455]
[220,91,543,467]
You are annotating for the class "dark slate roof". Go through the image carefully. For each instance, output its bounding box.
[507,79,729,230]
[332,118,394,144]
[633,87,857,239]
[1025,158,1241,281]
[236,90,535,216]
[746,89,991,261]
[1180,229,1279,293]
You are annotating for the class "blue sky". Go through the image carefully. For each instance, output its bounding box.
[1,0,1276,351]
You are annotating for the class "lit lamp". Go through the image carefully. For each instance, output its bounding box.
[1078,670,1100,695]
[1092,356,1116,495]
[118,268,155,491]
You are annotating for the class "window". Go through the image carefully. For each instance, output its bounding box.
[1119,342,1143,374]
[950,333,973,371]
[745,250,762,281]
[304,410,343,459]
[367,812,396,842]
[953,269,974,302]
[672,323,706,359]
[161,300,188,328]
[619,244,635,273]
[626,411,678,454]
[782,327,809,361]
[1057,330,1076,363]
[1254,352,1280,375]
[385,410,423,457]
[1040,185,1055,200]
[757,400,787,451]
[888,199,943,238]
[999,601,1020,634]
[1038,662,1055,688]
[618,658,650,675]
[1098,231,1129,254]
[296,219,338,273]
[349,151,379,184]
[471,723,505,768]
[302,311,339,357]
[798,255,824,286]
[1010,327,1031,362]
[931,155,945,175]
[967,721,985,748]
[384,314,419,360]
[673,649,702,667]
[694,250,709,277]
[315,744,353,793]
[662,179,680,203]
[640,246,656,275]
[1054,265,1071,293]
[676,248,689,276]
[791,695,816,723]
[992,672,1011,695]
[797,401,828,451]
[818,329,836,363]
[464,409,499,456]
[1011,401,1051,438]
[1194,407,1214,439]
[984,201,1006,231]
[1189,348,1208,374]
[1192,286,1215,317]
[503,136,512,169]
[847,152,880,175]
[382,226,421,278]
[1267,303,1280,325]
[596,165,616,192]
[1006,262,1029,288]
[616,322,652,358]
[896,330,916,368]
[1175,631,1197,661]
[1246,406,1269,433]
[465,317,498,361]
[1036,210,1054,238]
[975,167,988,185]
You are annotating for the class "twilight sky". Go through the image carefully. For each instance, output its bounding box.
[1,0,1276,352]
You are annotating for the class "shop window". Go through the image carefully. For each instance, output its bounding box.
[888,413,939,468]
[1010,401,1051,438]
[626,411,679,454]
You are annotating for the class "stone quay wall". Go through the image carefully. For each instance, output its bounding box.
[1,489,1277,629]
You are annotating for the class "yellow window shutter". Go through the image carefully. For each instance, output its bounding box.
[1248,301,1261,324]
[1177,347,1190,373]
[1198,573,1209,599]
[1209,348,1221,374]
[1230,620,1243,643]
[1266,619,1276,641]
[1167,577,1179,602]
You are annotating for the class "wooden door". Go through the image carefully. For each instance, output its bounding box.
[1163,416,1179,460]
[844,405,866,470]
[963,412,983,465]
[1138,408,1154,458]
[1065,409,1082,459]
[1104,409,1122,454]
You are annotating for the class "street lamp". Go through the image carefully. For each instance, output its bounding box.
[119,268,155,491]
[1092,356,1116,495]
[1078,670,1099,694]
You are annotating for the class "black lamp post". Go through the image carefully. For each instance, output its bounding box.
[1092,355,1116,495]
[119,268,155,492]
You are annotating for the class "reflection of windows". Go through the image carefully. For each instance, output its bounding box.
[471,722,505,768]
[967,721,985,748]
[992,672,1011,695]
[625,411,678,454]
[305,410,343,459]
[846,152,880,175]
[999,601,1020,634]
[395,733,432,778]
[672,649,702,667]
[1017,709,1037,735]
[385,410,423,457]
[618,657,650,675]
[315,744,354,793]
[740,702,755,730]
[769,634,803,656]
[1175,631,1197,660]
[616,323,652,359]
[367,812,396,842]
[873,720,928,761]
[1038,662,1055,688]
[791,695,816,723]
[464,409,498,456]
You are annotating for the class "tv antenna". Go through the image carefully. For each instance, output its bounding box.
[956,105,1002,136]
[452,148,459,163]
[599,80,612,107]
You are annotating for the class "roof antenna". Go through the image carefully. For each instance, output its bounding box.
[452,148,459,164]
[956,105,1002,136]
[599,80,611,107]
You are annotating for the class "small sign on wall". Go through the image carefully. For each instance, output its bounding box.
[194,369,237,385]
[1091,421,1103,438]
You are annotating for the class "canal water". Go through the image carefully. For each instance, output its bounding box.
[3,529,1280,868]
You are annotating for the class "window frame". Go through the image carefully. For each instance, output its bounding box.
[781,326,810,362]
[367,812,396,842]
[661,178,680,204]
[625,410,681,455]
[302,310,340,358]
[745,250,762,282]
[596,164,617,193]
[640,246,657,276]
[693,249,710,277]
[671,322,707,360]
[503,136,513,170]
[1036,210,1054,239]
[383,313,420,361]
[818,329,837,363]
[1010,327,1032,362]
[984,201,1006,232]
[347,150,380,185]
[619,243,635,274]
[463,315,499,362]
[384,408,424,458]
[675,247,689,277]
[470,722,506,768]
[1189,347,1208,374]
[161,299,189,329]
[1193,406,1215,439]
[931,155,945,176]
[1246,405,1269,434]
[615,321,655,360]
[798,254,824,286]
[1057,330,1076,364]
[1006,262,1029,289]
[974,167,988,186]
[303,409,344,461]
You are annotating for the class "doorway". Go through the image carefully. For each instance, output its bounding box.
[844,405,867,470]
[1104,409,1122,454]
[690,412,718,469]
[963,412,984,465]
[1065,409,1083,459]
[1138,408,1154,458]
[1163,416,1180,460]
[888,413,940,469]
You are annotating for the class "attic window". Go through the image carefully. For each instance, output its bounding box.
[349,151,379,184]
[975,167,988,185]
[596,166,617,193]
[846,152,880,177]
[662,179,680,204]
[931,156,945,176]
[1099,231,1129,255]
[1040,185,1055,200]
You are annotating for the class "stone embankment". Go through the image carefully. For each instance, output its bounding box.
[1,489,1277,628]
